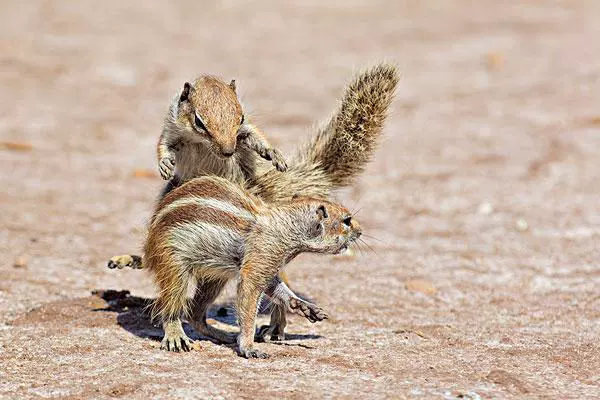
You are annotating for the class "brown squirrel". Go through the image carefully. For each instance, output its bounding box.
[109,64,399,340]
[156,75,287,196]
[143,175,361,358]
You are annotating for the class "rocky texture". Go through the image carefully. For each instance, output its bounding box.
[1,1,600,398]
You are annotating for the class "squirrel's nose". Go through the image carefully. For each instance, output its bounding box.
[222,149,234,157]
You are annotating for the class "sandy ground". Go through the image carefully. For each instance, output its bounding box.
[1,1,600,398]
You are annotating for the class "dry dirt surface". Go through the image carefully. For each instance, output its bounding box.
[1,1,600,399]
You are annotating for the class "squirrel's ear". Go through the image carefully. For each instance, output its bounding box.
[229,79,236,93]
[180,82,191,102]
[316,205,329,220]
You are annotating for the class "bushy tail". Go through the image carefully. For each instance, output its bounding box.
[248,64,399,202]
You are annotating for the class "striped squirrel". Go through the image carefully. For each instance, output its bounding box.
[143,176,361,358]
[156,75,287,197]
[109,64,399,340]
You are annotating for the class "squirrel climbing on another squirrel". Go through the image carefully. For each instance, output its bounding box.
[143,175,361,358]
[157,75,287,196]
[109,64,399,340]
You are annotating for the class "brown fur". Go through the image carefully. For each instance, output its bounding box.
[247,63,400,201]
[153,204,251,234]
[144,176,361,358]
[156,75,287,186]
[108,64,398,341]
[156,176,259,215]
[180,76,243,156]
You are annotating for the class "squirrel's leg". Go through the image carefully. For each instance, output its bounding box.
[237,262,272,359]
[156,264,194,352]
[240,124,287,172]
[189,274,236,344]
[257,277,328,342]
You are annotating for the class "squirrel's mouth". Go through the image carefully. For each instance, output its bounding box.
[335,233,360,254]
[210,146,235,160]
[336,238,355,254]
[336,244,349,255]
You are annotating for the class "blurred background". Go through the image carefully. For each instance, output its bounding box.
[1,1,599,398]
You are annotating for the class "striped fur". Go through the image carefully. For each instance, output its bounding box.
[108,66,397,350]
[144,176,361,357]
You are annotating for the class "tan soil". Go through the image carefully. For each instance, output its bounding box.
[1,1,599,399]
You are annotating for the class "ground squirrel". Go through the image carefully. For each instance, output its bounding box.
[157,75,287,195]
[144,176,361,358]
[109,64,399,339]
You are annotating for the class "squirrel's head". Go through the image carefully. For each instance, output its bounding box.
[290,195,362,254]
[175,76,244,158]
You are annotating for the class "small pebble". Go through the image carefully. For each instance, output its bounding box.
[13,256,28,268]
[515,218,529,232]
[477,202,493,215]
[485,52,505,71]
[405,279,437,295]
[191,341,203,351]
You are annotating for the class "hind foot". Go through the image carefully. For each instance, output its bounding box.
[107,254,142,270]
[161,320,194,352]
[238,345,269,359]
[289,298,328,323]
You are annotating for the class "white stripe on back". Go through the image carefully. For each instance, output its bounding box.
[153,196,254,228]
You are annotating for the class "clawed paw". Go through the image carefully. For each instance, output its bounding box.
[239,347,269,359]
[159,156,176,180]
[160,334,193,352]
[289,298,328,323]
[266,148,287,172]
[107,255,141,270]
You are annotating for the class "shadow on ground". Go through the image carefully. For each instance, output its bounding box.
[91,289,322,343]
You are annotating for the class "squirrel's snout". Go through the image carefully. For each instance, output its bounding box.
[219,143,236,158]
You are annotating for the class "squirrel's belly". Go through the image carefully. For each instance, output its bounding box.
[175,144,246,184]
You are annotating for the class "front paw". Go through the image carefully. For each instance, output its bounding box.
[159,156,176,180]
[289,298,328,323]
[266,148,287,172]
[239,345,269,359]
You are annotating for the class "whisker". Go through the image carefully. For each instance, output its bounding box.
[351,207,363,217]
[358,238,379,257]
[354,242,365,258]
[361,233,394,248]
[361,233,384,243]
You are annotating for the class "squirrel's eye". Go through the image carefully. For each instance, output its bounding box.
[342,216,352,227]
[240,115,245,125]
[194,114,207,132]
